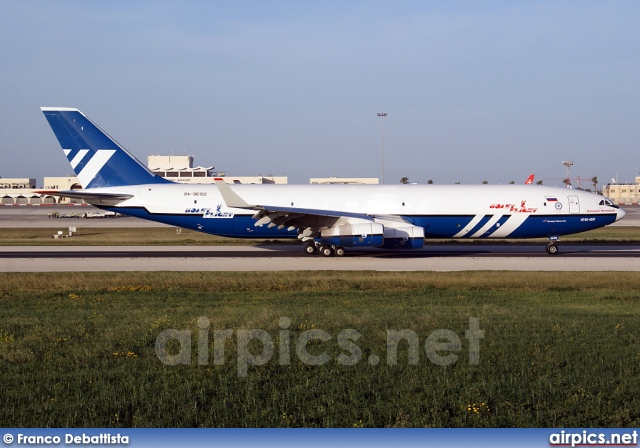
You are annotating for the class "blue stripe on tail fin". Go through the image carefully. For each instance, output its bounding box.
[41,107,169,188]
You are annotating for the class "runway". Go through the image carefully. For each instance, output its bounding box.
[2,244,639,272]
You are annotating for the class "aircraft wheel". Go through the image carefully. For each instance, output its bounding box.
[320,245,334,257]
[546,243,559,255]
[335,246,346,257]
[304,243,317,255]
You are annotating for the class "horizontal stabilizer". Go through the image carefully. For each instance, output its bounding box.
[36,190,133,206]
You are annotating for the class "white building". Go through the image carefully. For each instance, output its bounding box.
[0,178,35,189]
[0,178,45,205]
[147,155,287,184]
[310,177,379,185]
[0,177,81,205]
[602,177,640,205]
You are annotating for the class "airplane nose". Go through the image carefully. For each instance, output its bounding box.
[616,208,626,222]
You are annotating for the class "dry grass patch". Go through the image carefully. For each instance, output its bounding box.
[1,271,640,294]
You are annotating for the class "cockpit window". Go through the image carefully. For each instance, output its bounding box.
[600,199,619,209]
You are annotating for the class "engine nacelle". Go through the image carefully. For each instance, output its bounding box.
[381,225,425,249]
[320,222,384,247]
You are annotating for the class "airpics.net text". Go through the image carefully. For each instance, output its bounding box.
[155,317,484,377]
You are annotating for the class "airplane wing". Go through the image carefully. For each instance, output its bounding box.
[36,190,133,206]
[214,179,376,238]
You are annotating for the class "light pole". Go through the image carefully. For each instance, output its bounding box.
[377,113,387,184]
[563,160,573,188]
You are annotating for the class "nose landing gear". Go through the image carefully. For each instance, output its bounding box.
[546,236,559,255]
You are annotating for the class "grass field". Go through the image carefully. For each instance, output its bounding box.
[0,271,638,427]
[0,226,639,246]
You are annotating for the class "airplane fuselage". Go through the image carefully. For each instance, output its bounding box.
[93,183,623,240]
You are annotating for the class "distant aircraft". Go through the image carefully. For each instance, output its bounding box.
[524,174,535,185]
[39,108,625,255]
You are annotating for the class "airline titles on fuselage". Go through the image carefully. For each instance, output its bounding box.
[184,205,234,218]
[488,200,538,213]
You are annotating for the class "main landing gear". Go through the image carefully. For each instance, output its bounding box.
[303,242,346,257]
[546,236,559,255]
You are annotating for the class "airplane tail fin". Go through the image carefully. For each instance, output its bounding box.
[41,107,169,189]
[524,174,535,185]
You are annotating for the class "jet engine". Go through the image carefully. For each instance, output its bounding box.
[319,222,384,247]
[381,225,425,249]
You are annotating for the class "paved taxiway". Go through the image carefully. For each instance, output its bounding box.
[0,206,169,228]
[2,244,639,272]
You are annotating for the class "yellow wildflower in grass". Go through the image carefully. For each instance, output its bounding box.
[109,285,153,293]
[68,293,82,299]
[280,413,294,424]
[113,351,139,358]
[0,329,15,343]
[298,320,317,330]
[151,316,176,330]
[462,402,490,415]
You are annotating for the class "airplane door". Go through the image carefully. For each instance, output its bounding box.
[568,195,580,214]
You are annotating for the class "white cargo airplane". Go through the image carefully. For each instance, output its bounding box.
[39,107,625,256]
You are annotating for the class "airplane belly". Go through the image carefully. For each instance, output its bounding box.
[403,212,617,239]
[507,214,618,238]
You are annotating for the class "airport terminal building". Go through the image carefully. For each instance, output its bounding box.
[602,177,640,205]
[1,177,81,205]
[146,155,287,185]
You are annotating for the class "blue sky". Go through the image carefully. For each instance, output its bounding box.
[1,1,639,186]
